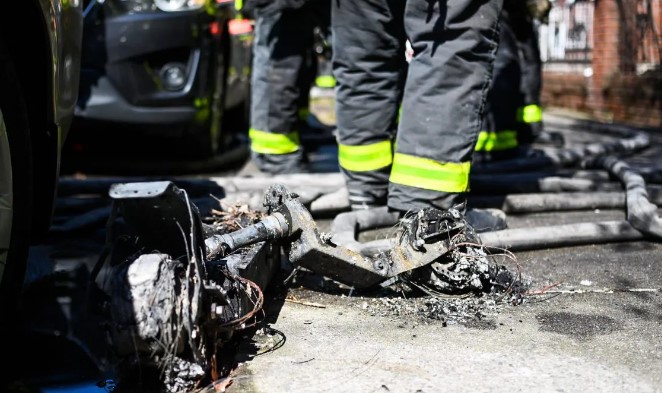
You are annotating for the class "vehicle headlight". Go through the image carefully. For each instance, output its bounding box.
[109,0,205,14]
[154,0,205,11]
[109,0,155,13]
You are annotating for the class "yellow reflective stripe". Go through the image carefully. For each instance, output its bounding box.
[249,128,300,154]
[475,130,518,152]
[235,0,243,11]
[517,104,543,123]
[475,131,492,151]
[205,0,215,16]
[315,75,336,88]
[390,153,470,193]
[338,140,393,172]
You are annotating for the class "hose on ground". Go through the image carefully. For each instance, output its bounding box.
[471,128,649,174]
[329,207,400,254]
[468,186,662,213]
[478,220,645,251]
[584,156,662,239]
[326,124,661,252]
[56,121,661,252]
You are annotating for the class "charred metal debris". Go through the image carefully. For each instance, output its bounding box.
[95,181,523,392]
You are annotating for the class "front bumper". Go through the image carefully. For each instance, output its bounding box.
[75,74,197,124]
[76,8,217,125]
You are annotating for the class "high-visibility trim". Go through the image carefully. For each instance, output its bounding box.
[475,130,518,152]
[315,75,336,88]
[249,128,300,155]
[390,153,471,193]
[517,104,543,123]
[338,140,393,172]
[235,0,244,11]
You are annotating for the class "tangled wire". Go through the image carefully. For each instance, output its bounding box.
[397,209,527,304]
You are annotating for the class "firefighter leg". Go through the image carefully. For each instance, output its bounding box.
[514,16,565,147]
[388,0,504,212]
[475,9,525,162]
[299,0,335,134]
[249,5,316,174]
[332,0,407,210]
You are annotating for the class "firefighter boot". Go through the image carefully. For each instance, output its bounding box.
[465,208,508,233]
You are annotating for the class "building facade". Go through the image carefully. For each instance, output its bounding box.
[539,0,661,128]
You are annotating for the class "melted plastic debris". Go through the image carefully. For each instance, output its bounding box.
[360,285,528,327]
[162,357,206,393]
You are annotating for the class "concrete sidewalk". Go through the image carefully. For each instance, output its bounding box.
[226,231,662,393]
[222,113,662,393]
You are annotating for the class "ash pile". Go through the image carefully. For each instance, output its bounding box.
[359,263,528,328]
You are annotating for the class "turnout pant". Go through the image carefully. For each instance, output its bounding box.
[333,0,503,212]
[515,17,544,142]
[477,5,544,159]
[476,9,524,159]
[249,3,322,173]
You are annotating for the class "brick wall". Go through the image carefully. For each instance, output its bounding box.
[541,73,589,111]
[541,0,662,128]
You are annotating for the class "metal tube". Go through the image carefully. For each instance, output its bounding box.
[205,213,289,259]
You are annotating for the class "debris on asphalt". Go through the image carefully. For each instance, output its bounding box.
[285,246,529,328]
[102,181,531,392]
[360,289,524,327]
[393,209,528,301]
[206,198,266,232]
[366,267,525,327]
[358,244,529,326]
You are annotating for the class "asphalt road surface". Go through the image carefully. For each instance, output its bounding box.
[12,110,662,393]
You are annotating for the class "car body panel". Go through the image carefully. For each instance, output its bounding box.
[35,0,84,237]
[1,0,82,239]
[74,2,251,141]
[0,0,82,316]
[41,0,84,141]
[76,9,205,123]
